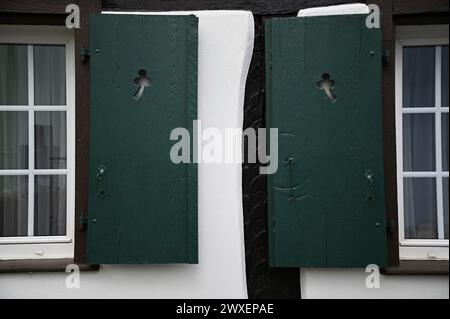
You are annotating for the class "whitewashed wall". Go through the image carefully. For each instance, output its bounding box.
[301,269,448,299]
[0,10,253,299]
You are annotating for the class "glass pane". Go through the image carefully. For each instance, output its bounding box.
[34,45,66,105]
[444,178,449,239]
[442,45,449,108]
[35,112,66,169]
[403,113,435,171]
[34,175,66,236]
[443,113,449,171]
[0,111,28,169]
[403,46,435,108]
[0,175,28,237]
[404,177,438,239]
[0,44,28,105]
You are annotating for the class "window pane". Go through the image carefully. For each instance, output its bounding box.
[403,46,435,108]
[442,45,449,108]
[0,111,28,169]
[35,111,66,169]
[443,113,449,172]
[34,45,66,105]
[403,113,435,171]
[404,177,438,239]
[0,175,28,237]
[34,175,66,236]
[0,44,28,105]
[444,178,449,239]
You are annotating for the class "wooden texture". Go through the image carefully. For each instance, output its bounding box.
[87,14,198,264]
[74,0,102,265]
[0,0,69,13]
[382,260,449,275]
[373,0,400,267]
[102,0,362,15]
[243,14,301,298]
[395,12,450,26]
[0,0,365,15]
[0,12,66,25]
[393,0,449,15]
[266,15,388,267]
[0,259,99,273]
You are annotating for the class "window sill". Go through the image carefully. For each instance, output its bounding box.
[381,260,449,275]
[0,258,99,274]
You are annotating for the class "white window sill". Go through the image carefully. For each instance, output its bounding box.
[400,245,449,261]
[0,236,72,245]
[0,241,74,260]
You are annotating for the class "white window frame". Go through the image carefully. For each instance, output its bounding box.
[0,26,75,260]
[395,25,449,261]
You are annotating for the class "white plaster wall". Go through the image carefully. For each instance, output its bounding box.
[0,11,254,299]
[301,269,449,299]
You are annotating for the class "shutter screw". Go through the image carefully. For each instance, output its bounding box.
[365,170,374,186]
[369,50,375,56]
[375,222,381,228]
[95,48,100,53]
[92,218,97,224]
[285,157,295,165]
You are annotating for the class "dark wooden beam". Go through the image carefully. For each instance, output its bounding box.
[0,12,66,25]
[73,0,102,265]
[0,0,69,14]
[382,260,449,275]
[395,12,450,25]
[393,0,449,15]
[0,259,99,273]
[373,0,400,267]
[242,14,301,299]
[101,0,362,15]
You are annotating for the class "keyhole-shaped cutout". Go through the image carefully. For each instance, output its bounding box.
[133,69,151,100]
[316,73,337,103]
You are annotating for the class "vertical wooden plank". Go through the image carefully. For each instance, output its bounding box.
[74,0,102,265]
[266,15,388,267]
[266,17,327,267]
[373,0,400,267]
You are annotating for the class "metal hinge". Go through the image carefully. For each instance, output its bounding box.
[386,219,398,234]
[382,48,391,64]
[79,215,89,225]
[80,48,90,61]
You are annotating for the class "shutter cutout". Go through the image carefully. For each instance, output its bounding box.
[87,14,198,264]
[266,15,388,267]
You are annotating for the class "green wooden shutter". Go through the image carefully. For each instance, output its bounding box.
[266,15,388,267]
[87,14,198,264]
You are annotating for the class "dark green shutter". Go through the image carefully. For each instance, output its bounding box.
[266,15,388,267]
[87,14,198,264]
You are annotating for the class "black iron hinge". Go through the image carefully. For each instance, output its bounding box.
[79,214,89,226]
[386,219,398,234]
[80,48,90,61]
[382,48,391,64]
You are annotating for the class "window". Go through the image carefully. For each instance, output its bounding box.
[0,26,75,260]
[396,25,449,260]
